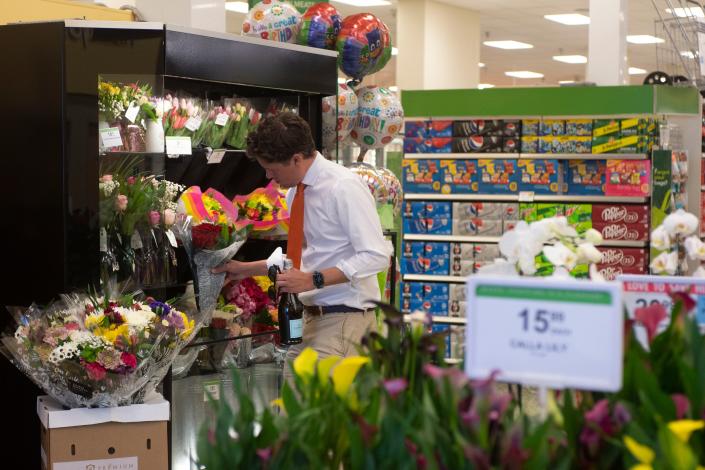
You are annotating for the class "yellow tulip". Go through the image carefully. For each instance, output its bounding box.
[317,356,341,384]
[623,436,654,465]
[332,356,370,397]
[668,420,705,443]
[271,398,285,412]
[102,324,130,344]
[293,347,318,379]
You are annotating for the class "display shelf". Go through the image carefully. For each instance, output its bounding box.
[403,234,501,243]
[101,151,167,157]
[403,314,467,325]
[402,274,466,283]
[404,153,647,160]
[404,193,648,203]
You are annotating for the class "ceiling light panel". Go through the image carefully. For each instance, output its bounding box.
[483,40,533,50]
[544,14,590,25]
[505,71,544,79]
[627,35,665,44]
[628,67,647,75]
[553,55,587,64]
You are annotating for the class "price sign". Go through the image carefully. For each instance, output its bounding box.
[466,276,623,391]
[215,112,229,126]
[619,274,705,346]
[125,101,140,123]
[203,380,220,402]
[207,149,226,164]
[99,127,123,148]
[165,136,192,155]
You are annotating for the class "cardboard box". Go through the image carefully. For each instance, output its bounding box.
[402,201,426,219]
[420,282,449,302]
[477,159,519,194]
[454,136,503,153]
[592,119,620,137]
[521,136,539,153]
[564,204,592,233]
[400,282,425,301]
[402,217,426,234]
[502,203,520,220]
[473,244,500,262]
[522,119,540,136]
[517,159,560,194]
[595,264,647,281]
[564,160,606,195]
[591,204,650,224]
[402,159,442,193]
[452,119,503,136]
[38,394,169,470]
[592,222,650,241]
[452,202,503,220]
[425,216,452,235]
[592,135,640,154]
[448,300,465,317]
[566,119,593,136]
[597,247,648,269]
[450,258,474,277]
[423,242,450,275]
[401,241,425,274]
[404,120,430,138]
[540,119,566,136]
[440,160,478,194]
[519,203,538,222]
[502,137,520,153]
[450,242,474,259]
[473,218,504,236]
[537,203,564,220]
[503,220,519,233]
[424,202,452,217]
[449,284,466,302]
[605,160,650,197]
[503,120,522,137]
[429,120,453,137]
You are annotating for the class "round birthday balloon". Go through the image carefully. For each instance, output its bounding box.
[336,13,392,81]
[322,83,359,153]
[347,162,389,204]
[377,167,403,216]
[350,86,404,150]
[297,3,342,49]
[242,0,301,43]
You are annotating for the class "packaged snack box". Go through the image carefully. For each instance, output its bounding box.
[401,241,425,274]
[521,136,539,153]
[522,119,540,136]
[440,160,478,194]
[537,203,564,220]
[591,204,649,224]
[452,119,503,136]
[502,203,520,220]
[477,159,519,193]
[450,242,474,259]
[540,119,566,136]
[454,136,503,153]
[425,216,452,235]
[503,120,521,137]
[517,159,560,194]
[503,137,520,153]
[404,120,430,138]
[424,242,450,275]
[473,244,500,261]
[564,160,606,195]
[402,159,442,193]
[593,119,620,137]
[450,258,474,277]
[574,136,592,154]
[452,202,503,219]
[566,119,593,136]
[592,135,640,154]
[605,160,650,197]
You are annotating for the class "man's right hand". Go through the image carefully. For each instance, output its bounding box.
[211,259,267,282]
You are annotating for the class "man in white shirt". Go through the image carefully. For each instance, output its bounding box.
[213,112,391,376]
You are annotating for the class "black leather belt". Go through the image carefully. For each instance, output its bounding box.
[304,304,365,315]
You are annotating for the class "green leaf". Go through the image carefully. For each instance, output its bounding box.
[657,422,698,470]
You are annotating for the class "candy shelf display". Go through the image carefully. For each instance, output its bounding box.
[398,85,702,361]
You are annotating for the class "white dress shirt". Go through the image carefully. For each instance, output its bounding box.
[285,152,392,309]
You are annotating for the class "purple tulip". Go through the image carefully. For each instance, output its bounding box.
[672,394,690,419]
[383,378,408,399]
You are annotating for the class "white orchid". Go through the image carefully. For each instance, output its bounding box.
[650,225,671,251]
[663,209,699,237]
[543,242,578,270]
[650,251,678,275]
[498,221,543,263]
[693,266,705,278]
[576,243,603,264]
[407,311,429,329]
[684,235,705,260]
[589,264,606,282]
[584,228,604,245]
[477,259,521,277]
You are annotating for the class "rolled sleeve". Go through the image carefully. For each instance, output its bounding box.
[333,177,393,282]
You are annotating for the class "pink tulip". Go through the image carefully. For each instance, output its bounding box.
[149,211,161,226]
[100,174,113,182]
[634,303,667,343]
[164,209,176,227]
[115,195,128,211]
[126,176,136,185]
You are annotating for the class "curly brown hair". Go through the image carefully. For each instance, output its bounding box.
[246,112,316,163]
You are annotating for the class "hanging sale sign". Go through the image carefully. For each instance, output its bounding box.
[619,274,705,347]
[465,277,623,391]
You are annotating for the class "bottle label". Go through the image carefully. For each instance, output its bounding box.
[289,318,303,340]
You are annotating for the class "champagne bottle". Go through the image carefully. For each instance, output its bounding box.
[277,258,303,345]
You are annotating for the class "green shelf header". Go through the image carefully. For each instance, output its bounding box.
[401,85,699,118]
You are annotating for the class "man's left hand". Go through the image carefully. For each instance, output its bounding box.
[276,268,314,294]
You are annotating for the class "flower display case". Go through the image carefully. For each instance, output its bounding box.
[0,20,336,468]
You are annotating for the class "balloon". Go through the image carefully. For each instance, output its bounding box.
[347,162,389,205]
[297,3,341,49]
[242,0,301,43]
[377,167,403,216]
[336,13,392,81]
[350,86,404,150]
[322,83,358,153]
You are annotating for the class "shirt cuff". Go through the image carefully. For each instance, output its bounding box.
[266,247,284,270]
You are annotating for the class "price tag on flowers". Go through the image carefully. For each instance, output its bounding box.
[165,136,192,155]
[465,276,623,391]
[99,127,123,149]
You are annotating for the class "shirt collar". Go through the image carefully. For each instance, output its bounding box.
[301,151,325,187]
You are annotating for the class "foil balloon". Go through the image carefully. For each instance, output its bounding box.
[336,13,392,81]
[347,162,389,205]
[350,86,404,151]
[297,3,342,49]
[322,83,358,153]
[377,167,403,216]
[242,0,301,43]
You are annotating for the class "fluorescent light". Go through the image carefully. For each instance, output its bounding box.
[478,62,485,68]
[483,40,533,50]
[337,77,347,84]
[627,35,665,44]
[628,67,647,75]
[388,86,399,92]
[681,51,696,59]
[193,3,217,9]
[478,83,494,89]
[559,80,575,84]
[505,70,544,79]
[552,55,587,64]
[391,47,398,56]
[332,0,391,6]
[225,1,248,13]
[666,7,704,18]
[544,14,590,25]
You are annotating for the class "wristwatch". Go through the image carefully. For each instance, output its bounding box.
[312,271,325,289]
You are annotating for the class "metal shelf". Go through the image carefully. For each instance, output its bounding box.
[404,193,648,203]
[404,153,519,159]
[403,234,501,243]
[403,152,647,160]
[402,274,466,283]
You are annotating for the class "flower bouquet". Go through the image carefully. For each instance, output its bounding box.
[226,102,262,150]
[650,208,701,276]
[98,79,158,152]
[162,94,206,142]
[174,186,250,322]
[233,181,289,239]
[201,105,235,149]
[1,290,200,408]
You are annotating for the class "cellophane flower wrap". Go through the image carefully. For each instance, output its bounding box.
[175,187,250,322]
[162,94,206,141]
[1,291,201,408]
[233,181,289,237]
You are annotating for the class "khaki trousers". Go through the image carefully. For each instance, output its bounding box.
[282,309,376,382]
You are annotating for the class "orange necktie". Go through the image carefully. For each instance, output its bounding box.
[287,183,305,269]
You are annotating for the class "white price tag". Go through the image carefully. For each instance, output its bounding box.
[165,136,192,155]
[215,113,229,126]
[207,149,226,164]
[166,229,178,247]
[203,381,220,402]
[518,191,535,202]
[125,101,140,123]
[619,274,705,347]
[99,127,123,148]
[466,276,623,391]
[185,116,202,132]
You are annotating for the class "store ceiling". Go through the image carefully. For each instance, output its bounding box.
[225,0,697,89]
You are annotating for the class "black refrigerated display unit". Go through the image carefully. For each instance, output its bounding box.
[0,20,336,468]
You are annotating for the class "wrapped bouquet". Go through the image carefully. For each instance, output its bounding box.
[98,79,158,152]
[162,94,206,142]
[175,187,250,322]
[1,291,201,408]
[233,181,289,238]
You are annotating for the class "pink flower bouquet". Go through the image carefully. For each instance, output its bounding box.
[233,181,289,237]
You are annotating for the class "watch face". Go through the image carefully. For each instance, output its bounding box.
[313,271,324,289]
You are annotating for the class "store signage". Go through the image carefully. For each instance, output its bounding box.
[619,274,705,347]
[165,136,192,155]
[99,127,123,148]
[465,276,623,391]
